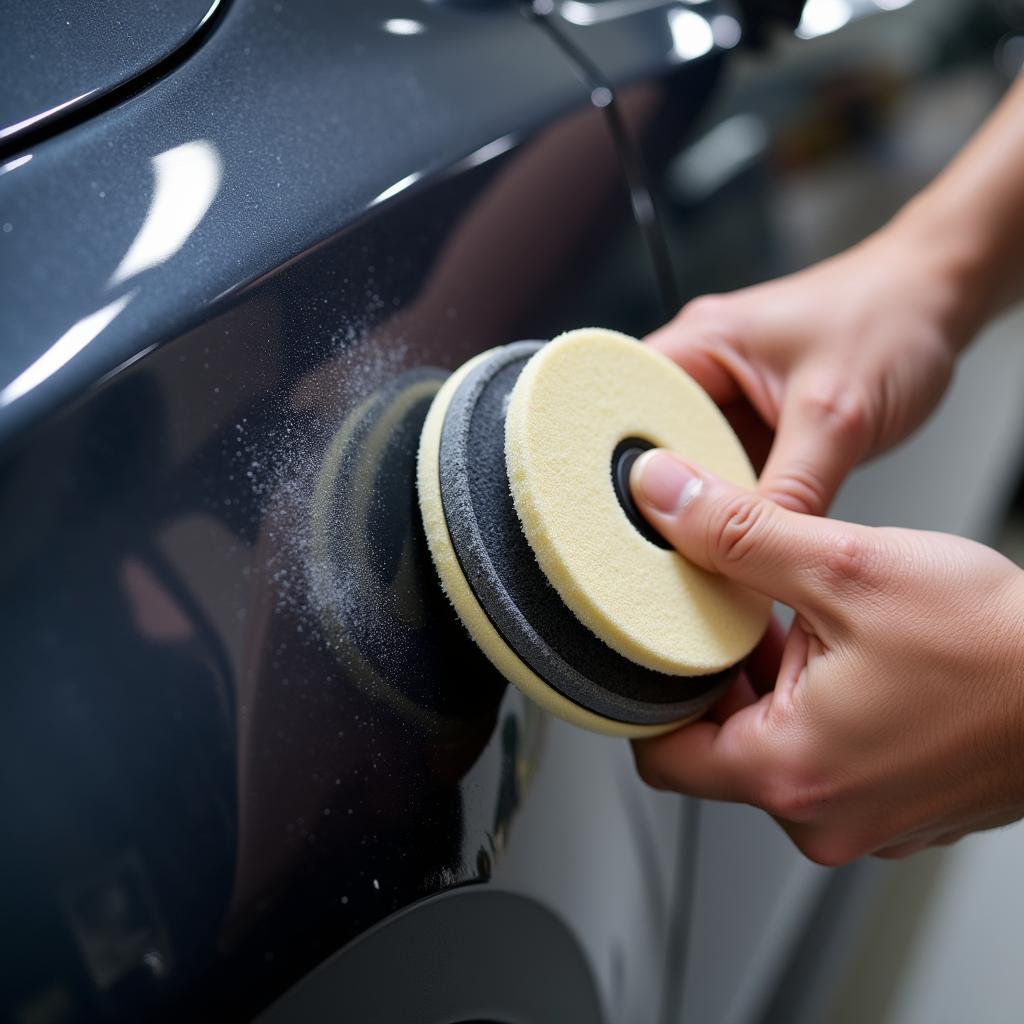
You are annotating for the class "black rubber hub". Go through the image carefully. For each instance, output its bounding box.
[437,342,737,726]
[611,438,672,550]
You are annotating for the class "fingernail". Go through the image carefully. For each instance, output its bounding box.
[631,450,703,514]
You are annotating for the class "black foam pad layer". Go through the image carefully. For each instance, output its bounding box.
[438,342,737,726]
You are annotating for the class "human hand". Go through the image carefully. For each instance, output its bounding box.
[647,225,970,515]
[629,449,1024,864]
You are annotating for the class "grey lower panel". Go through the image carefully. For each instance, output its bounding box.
[256,888,605,1024]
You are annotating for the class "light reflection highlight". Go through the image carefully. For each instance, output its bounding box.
[369,171,422,207]
[0,293,135,408]
[93,342,160,390]
[0,154,33,176]
[559,0,678,26]
[668,8,714,61]
[453,134,518,172]
[796,0,852,38]
[382,18,426,35]
[670,113,768,202]
[109,140,222,286]
[710,13,742,48]
[0,91,97,141]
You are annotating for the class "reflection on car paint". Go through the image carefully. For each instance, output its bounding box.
[0,88,660,1017]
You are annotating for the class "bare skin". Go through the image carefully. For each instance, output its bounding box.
[630,76,1024,863]
[645,74,1024,516]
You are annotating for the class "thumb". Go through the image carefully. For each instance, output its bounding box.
[630,449,847,612]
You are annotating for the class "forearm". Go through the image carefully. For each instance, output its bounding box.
[888,75,1024,351]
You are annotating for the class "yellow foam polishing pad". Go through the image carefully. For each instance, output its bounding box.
[416,349,680,738]
[504,328,771,676]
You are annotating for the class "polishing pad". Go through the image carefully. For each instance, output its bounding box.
[417,331,770,737]
[506,328,771,676]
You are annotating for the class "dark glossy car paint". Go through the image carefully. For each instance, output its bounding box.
[0,0,224,154]
[8,0,927,1016]
[0,2,743,1020]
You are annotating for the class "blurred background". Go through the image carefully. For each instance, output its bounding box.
[660,0,1024,1019]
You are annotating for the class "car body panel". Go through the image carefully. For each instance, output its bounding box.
[0,3,695,1020]
[0,0,223,151]
[0,0,633,443]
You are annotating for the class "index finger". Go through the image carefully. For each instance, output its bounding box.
[632,698,772,804]
[646,313,750,407]
[757,373,870,515]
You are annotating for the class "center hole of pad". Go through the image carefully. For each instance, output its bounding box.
[611,438,672,550]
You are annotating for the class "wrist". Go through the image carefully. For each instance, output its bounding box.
[885,187,1001,356]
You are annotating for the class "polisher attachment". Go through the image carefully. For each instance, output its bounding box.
[417,329,771,737]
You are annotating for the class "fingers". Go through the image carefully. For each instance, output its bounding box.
[774,618,811,707]
[647,329,744,407]
[757,373,872,515]
[650,304,872,515]
[707,674,760,724]
[630,449,868,614]
[720,400,775,474]
[639,618,797,789]
[646,297,768,412]
[633,701,771,804]
[746,617,787,697]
